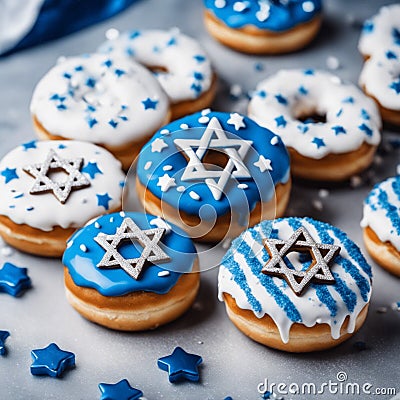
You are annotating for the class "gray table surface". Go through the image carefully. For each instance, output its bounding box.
[0,0,399,399]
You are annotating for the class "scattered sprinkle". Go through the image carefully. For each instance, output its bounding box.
[160,129,170,135]
[66,240,73,249]
[318,189,329,198]
[326,56,341,70]
[94,222,101,229]
[79,244,88,252]
[180,123,189,130]
[215,0,226,8]
[163,165,173,171]
[1,247,13,257]
[237,183,248,189]
[201,108,211,116]
[189,191,201,200]
[233,1,249,12]
[105,28,119,40]
[144,161,152,171]
[158,271,170,277]
[270,136,279,145]
[198,116,210,124]
[177,186,185,192]
[230,84,243,99]
[302,1,315,12]
[110,217,114,223]
[120,211,126,218]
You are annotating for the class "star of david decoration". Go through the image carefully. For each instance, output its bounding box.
[23,149,90,204]
[262,227,340,296]
[174,117,253,201]
[94,217,170,280]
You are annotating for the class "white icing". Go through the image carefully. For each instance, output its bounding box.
[248,69,381,159]
[30,54,169,147]
[0,140,125,231]
[361,176,400,252]
[218,219,372,343]
[98,29,213,103]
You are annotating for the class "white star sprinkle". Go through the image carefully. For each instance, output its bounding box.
[151,138,168,153]
[254,155,273,172]
[227,113,246,131]
[157,174,177,192]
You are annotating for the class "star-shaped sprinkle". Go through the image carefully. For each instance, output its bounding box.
[22,140,37,151]
[227,113,246,130]
[30,343,75,378]
[157,173,177,192]
[1,167,19,184]
[0,331,10,356]
[0,263,31,297]
[81,161,103,179]
[275,115,287,128]
[142,98,159,110]
[23,149,90,204]
[174,117,253,201]
[96,193,112,210]
[94,217,170,280]
[389,79,400,94]
[99,379,143,400]
[312,137,326,148]
[253,155,273,173]
[157,347,203,383]
[331,126,346,135]
[262,227,340,296]
[151,138,168,153]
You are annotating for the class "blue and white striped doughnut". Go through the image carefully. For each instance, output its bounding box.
[248,69,382,180]
[219,217,372,350]
[98,28,216,119]
[361,176,400,276]
[358,4,400,125]
[30,53,170,169]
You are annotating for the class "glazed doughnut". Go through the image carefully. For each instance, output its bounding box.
[219,217,372,352]
[63,212,199,331]
[30,53,170,170]
[358,4,400,126]
[248,69,382,181]
[98,28,217,120]
[361,175,400,276]
[136,110,291,242]
[0,140,125,257]
[203,0,322,54]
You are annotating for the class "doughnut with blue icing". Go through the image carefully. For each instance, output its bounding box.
[248,69,382,181]
[98,28,217,120]
[63,212,199,330]
[218,217,372,352]
[203,0,322,54]
[136,110,291,242]
[0,140,125,257]
[30,53,170,170]
[358,4,400,126]
[361,175,400,276]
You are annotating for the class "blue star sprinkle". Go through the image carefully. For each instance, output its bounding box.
[0,263,31,297]
[275,94,288,105]
[22,140,37,151]
[389,79,400,94]
[359,123,373,137]
[141,98,158,110]
[193,71,204,81]
[81,162,103,179]
[108,119,118,129]
[103,59,113,68]
[312,137,326,148]
[386,50,398,60]
[1,167,19,184]
[31,343,75,378]
[275,115,287,128]
[190,83,202,95]
[87,117,98,129]
[331,125,346,135]
[96,193,112,210]
[157,347,203,383]
[0,331,10,356]
[98,379,143,400]
[114,69,126,77]
[86,77,96,88]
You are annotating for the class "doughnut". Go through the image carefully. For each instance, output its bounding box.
[358,5,400,126]
[136,110,291,242]
[361,175,400,276]
[248,69,382,181]
[218,217,372,352]
[0,140,125,257]
[98,28,217,120]
[30,53,170,170]
[62,212,199,330]
[203,0,322,54]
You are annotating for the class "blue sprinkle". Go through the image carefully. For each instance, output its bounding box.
[389,80,400,94]
[392,27,400,45]
[336,108,343,117]
[50,94,60,101]
[58,144,67,149]
[363,21,374,33]
[254,62,264,72]
[193,54,205,63]
[312,137,326,148]
[119,180,125,188]
[298,85,308,95]
[275,94,288,105]
[121,104,128,110]
[129,30,141,39]
[102,59,112,68]
[275,115,287,128]
[108,119,118,128]
[303,69,315,75]
[167,37,177,46]
[297,124,309,133]
[360,108,370,120]
[85,78,96,88]
[358,123,373,137]
[86,104,96,112]
[193,72,204,81]
[57,104,67,111]
[26,207,34,211]
[256,90,267,98]
[87,118,98,128]
[114,69,126,77]
[190,83,202,94]
[125,47,134,56]
[63,72,72,79]
[74,65,84,71]
[386,50,398,60]
[22,140,37,151]
[9,205,15,209]
[331,125,346,135]
[14,193,23,199]
[119,116,128,121]
[342,96,354,104]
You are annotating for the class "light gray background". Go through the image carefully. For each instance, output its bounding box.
[0,0,399,399]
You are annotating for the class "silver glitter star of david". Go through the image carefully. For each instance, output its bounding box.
[174,117,253,201]
[94,217,170,280]
[23,149,90,204]
[262,227,340,296]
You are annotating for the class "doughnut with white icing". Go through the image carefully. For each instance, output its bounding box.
[358,4,400,126]
[63,212,199,330]
[361,175,400,276]
[203,0,322,54]
[30,53,170,170]
[248,69,382,181]
[98,28,217,120]
[218,217,372,352]
[136,110,291,242]
[0,140,125,257]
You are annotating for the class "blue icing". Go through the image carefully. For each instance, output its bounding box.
[63,212,197,296]
[204,0,322,32]
[137,111,290,220]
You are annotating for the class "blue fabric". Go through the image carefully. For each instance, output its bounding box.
[1,0,140,57]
